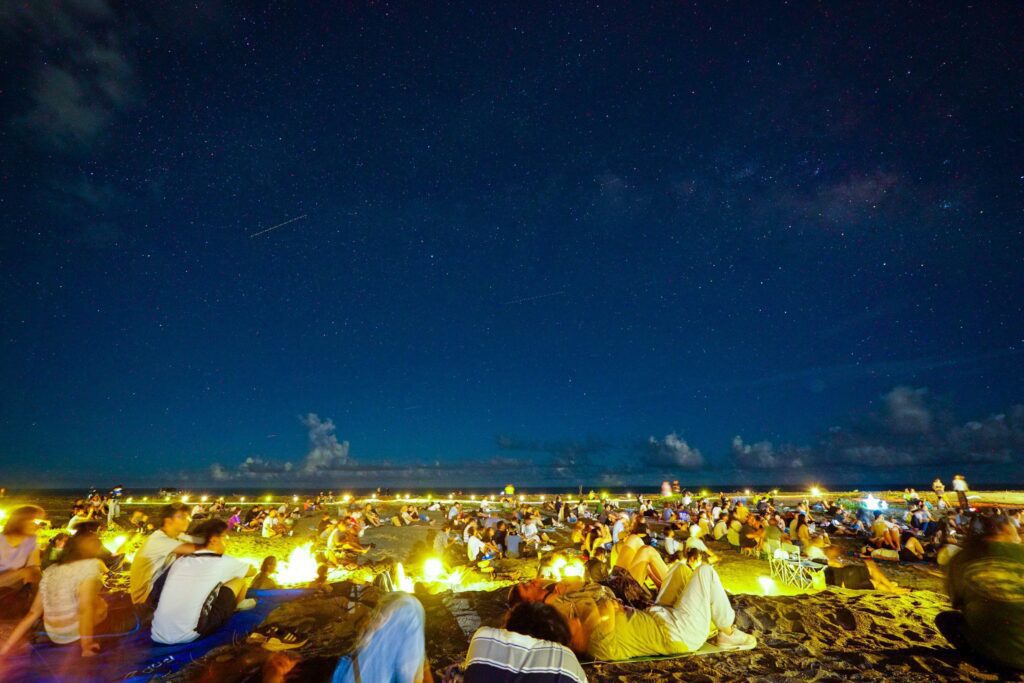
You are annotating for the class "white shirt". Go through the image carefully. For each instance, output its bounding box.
[663,536,681,556]
[262,516,277,537]
[685,536,709,553]
[151,551,250,644]
[129,530,186,604]
[467,535,485,562]
[39,559,105,644]
[611,519,625,543]
[447,507,459,520]
[952,479,967,492]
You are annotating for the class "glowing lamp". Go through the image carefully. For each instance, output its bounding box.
[395,562,415,593]
[201,495,208,503]
[810,487,821,498]
[423,557,444,583]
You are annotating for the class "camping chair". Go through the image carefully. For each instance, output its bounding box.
[769,542,826,590]
[761,538,782,562]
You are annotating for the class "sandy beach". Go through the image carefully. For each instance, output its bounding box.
[1,489,1020,682]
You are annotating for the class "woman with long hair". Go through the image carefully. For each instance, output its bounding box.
[0,506,45,594]
[0,530,131,657]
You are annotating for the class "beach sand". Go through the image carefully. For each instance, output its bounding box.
[1,490,1020,681]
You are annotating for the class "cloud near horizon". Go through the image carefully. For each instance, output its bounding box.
[735,386,1024,470]
[212,413,352,481]
[644,433,704,469]
[730,436,806,469]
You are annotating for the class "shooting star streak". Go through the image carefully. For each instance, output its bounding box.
[249,214,308,238]
[503,290,566,305]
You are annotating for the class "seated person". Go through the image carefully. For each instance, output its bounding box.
[41,532,70,569]
[251,556,280,590]
[1,530,135,657]
[464,602,586,683]
[510,561,755,661]
[939,514,1023,672]
[871,513,902,551]
[467,527,496,564]
[0,506,45,597]
[226,508,243,532]
[583,523,611,557]
[712,516,728,541]
[739,516,763,555]
[129,502,198,607]
[793,514,830,552]
[585,547,610,583]
[493,521,509,555]
[66,506,94,532]
[521,515,551,551]
[725,517,742,547]
[481,528,503,559]
[505,529,523,559]
[897,532,927,562]
[331,592,431,683]
[662,527,681,560]
[151,518,256,645]
[613,523,669,589]
[433,524,456,556]
[362,504,382,527]
[685,525,720,563]
[326,520,370,565]
[309,564,330,591]
[128,510,151,534]
[262,510,285,538]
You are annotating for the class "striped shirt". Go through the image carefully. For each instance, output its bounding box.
[464,627,587,683]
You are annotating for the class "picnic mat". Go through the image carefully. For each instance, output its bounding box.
[0,589,308,683]
[582,639,757,666]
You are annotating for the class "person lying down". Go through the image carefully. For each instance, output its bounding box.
[508,550,756,661]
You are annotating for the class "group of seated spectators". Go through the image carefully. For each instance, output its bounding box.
[0,502,260,658]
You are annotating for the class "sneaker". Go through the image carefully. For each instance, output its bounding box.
[716,628,756,650]
[237,598,258,611]
[539,544,554,552]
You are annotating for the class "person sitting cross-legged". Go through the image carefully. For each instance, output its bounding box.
[464,602,587,683]
[150,518,256,645]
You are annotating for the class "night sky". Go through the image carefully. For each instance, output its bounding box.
[1,2,1022,489]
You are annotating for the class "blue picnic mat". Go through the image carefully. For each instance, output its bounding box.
[0,589,309,683]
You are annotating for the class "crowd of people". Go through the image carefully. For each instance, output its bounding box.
[0,477,1021,679]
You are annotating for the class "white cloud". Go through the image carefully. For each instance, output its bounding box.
[645,433,703,469]
[731,436,804,469]
[882,386,932,435]
[299,413,352,474]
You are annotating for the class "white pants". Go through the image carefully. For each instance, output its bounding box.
[651,563,735,651]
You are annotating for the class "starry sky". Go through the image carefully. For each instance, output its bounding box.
[1,2,1022,489]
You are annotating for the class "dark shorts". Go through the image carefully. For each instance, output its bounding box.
[825,564,873,590]
[196,585,235,637]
